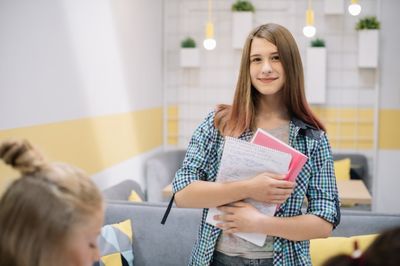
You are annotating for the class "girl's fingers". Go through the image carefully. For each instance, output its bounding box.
[217,221,236,230]
[273,180,295,189]
[214,213,235,222]
[230,201,249,207]
[224,228,238,234]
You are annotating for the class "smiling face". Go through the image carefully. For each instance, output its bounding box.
[249,37,285,98]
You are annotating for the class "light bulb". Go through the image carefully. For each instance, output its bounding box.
[348,3,361,16]
[203,38,216,50]
[303,26,316,38]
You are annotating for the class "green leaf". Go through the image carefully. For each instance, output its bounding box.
[356,16,381,30]
[231,0,255,12]
[311,38,325,47]
[181,37,196,48]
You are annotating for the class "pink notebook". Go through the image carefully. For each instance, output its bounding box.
[251,128,308,182]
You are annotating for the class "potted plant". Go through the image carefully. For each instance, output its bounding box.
[356,16,380,68]
[231,0,255,49]
[306,38,327,104]
[180,37,199,68]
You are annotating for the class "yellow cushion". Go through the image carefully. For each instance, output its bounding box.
[128,190,143,202]
[310,234,377,266]
[101,253,123,266]
[334,158,351,180]
[99,219,134,265]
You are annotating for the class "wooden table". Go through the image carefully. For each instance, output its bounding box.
[162,179,372,206]
[336,179,372,206]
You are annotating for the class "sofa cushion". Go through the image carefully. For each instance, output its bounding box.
[332,153,370,190]
[310,234,377,266]
[98,219,134,266]
[128,190,143,202]
[334,158,351,180]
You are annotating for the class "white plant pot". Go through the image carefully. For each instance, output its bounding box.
[180,48,199,68]
[358,30,379,68]
[232,12,253,49]
[324,0,344,14]
[306,47,327,104]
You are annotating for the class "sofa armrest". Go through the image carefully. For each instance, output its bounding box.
[145,150,186,202]
[102,179,145,201]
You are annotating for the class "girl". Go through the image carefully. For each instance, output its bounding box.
[0,139,104,266]
[171,23,340,266]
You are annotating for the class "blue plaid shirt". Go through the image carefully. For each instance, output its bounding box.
[172,111,340,266]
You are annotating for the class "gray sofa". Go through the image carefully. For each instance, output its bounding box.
[144,149,186,202]
[104,201,400,266]
[102,179,145,201]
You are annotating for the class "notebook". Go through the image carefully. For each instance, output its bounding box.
[251,128,308,182]
[205,136,292,246]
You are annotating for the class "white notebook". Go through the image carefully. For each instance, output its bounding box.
[205,136,291,246]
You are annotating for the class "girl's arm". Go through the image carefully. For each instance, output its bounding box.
[215,201,332,241]
[175,180,248,208]
[175,173,295,208]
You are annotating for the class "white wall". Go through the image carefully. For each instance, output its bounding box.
[374,0,400,213]
[0,0,163,129]
[0,0,164,191]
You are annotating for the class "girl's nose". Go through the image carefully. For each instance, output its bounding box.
[261,62,272,74]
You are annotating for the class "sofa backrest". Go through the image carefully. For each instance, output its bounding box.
[334,210,400,236]
[145,149,186,202]
[104,202,400,266]
[102,179,145,201]
[104,201,202,266]
[333,153,370,190]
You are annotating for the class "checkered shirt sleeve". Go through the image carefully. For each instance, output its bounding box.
[306,132,340,228]
[172,111,221,193]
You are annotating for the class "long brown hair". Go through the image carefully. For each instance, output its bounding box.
[215,23,325,136]
[0,139,103,266]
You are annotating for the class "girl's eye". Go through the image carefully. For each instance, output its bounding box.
[251,57,261,63]
[271,55,280,61]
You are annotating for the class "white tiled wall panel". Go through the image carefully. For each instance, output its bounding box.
[164,0,379,147]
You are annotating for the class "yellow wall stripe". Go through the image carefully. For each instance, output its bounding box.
[379,109,400,149]
[312,106,374,149]
[0,107,163,182]
[167,105,178,145]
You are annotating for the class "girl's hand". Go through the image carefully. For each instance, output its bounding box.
[246,172,295,204]
[214,201,266,234]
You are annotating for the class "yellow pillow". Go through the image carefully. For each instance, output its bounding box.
[128,190,143,202]
[310,234,377,266]
[99,219,134,265]
[334,158,351,180]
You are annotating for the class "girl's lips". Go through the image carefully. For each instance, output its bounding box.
[258,77,278,83]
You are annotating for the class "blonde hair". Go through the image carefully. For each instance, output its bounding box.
[0,139,103,266]
[215,23,325,136]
